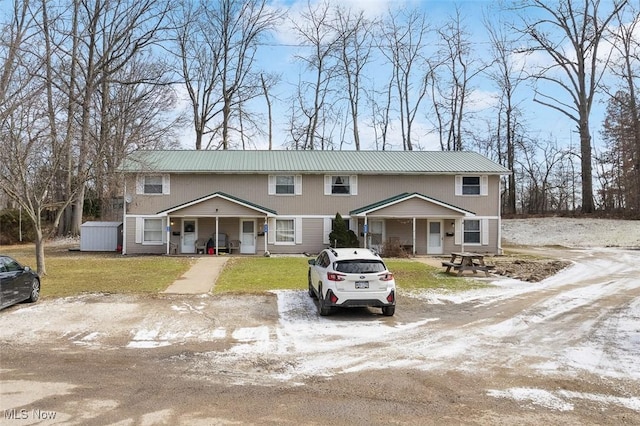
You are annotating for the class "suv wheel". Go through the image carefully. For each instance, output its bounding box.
[308,273,317,299]
[382,305,395,316]
[318,286,332,316]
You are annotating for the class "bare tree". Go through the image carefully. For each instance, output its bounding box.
[484,17,527,214]
[601,5,640,214]
[331,6,375,150]
[514,0,628,213]
[287,0,340,150]
[430,7,490,151]
[172,0,281,150]
[378,6,430,151]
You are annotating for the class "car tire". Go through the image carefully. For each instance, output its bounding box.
[27,278,40,303]
[382,305,395,316]
[318,286,332,316]
[308,273,317,299]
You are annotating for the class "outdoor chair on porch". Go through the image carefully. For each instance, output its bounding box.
[229,239,241,253]
[195,238,207,254]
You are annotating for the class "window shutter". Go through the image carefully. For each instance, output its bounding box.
[350,175,357,195]
[480,176,488,196]
[454,218,462,245]
[455,176,462,196]
[136,176,144,194]
[162,174,170,195]
[267,218,276,244]
[482,219,489,245]
[323,217,331,244]
[135,217,143,243]
[324,175,331,195]
[295,175,302,195]
[295,217,302,244]
[268,175,276,195]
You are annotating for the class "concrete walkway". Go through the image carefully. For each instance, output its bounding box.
[163,256,230,294]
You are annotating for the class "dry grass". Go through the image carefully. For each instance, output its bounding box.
[1,243,193,297]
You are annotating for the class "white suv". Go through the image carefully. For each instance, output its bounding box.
[307,248,396,316]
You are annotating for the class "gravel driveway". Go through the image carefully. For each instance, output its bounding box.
[1,219,639,425]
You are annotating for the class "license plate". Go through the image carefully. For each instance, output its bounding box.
[355,281,369,289]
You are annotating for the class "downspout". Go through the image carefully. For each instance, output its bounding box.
[122,179,127,255]
[497,176,503,255]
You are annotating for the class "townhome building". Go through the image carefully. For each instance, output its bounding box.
[118,150,511,256]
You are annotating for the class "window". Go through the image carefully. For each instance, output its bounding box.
[455,175,487,196]
[269,175,301,195]
[143,219,163,243]
[334,260,386,274]
[462,177,481,195]
[324,175,357,195]
[464,220,481,244]
[144,176,163,194]
[275,219,295,243]
[332,176,350,194]
[276,175,295,194]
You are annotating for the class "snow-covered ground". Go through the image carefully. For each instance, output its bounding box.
[502,217,640,248]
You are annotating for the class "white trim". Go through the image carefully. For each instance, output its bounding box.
[352,193,475,217]
[295,217,302,244]
[480,175,488,195]
[268,175,276,195]
[158,192,276,216]
[481,218,489,245]
[162,174,170,194]
[295,175,302,195]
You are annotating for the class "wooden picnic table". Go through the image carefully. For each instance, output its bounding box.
[442,252,495,277]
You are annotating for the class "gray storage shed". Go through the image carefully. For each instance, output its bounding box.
[80,221,123,252]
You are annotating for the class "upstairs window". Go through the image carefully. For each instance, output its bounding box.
[276,176,295,194]
[136,174,170,195]
[455,175,487,196]
[325,175,358,195]
[462,177,480,195]
[144,176,163,194]
[268,175,302,195]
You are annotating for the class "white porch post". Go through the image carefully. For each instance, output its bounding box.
[363,216,368,249]
[215,216,219,255]
[264,218,268,253]
[461,219,465,253]
[412,217,416,256]
[166,216,171,255]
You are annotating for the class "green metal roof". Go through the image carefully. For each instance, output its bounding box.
[119,150,511,175]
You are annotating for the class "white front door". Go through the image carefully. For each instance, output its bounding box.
[368,220,384,252]
[427,220,443,255]
[181,219,197,253]
[240,219,256,254]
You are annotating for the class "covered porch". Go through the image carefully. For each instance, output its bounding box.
[350,192,476,256]
[158,192,276,256]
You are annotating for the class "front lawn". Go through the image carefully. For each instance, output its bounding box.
[1,244,193,297]
[214,256,486,294]
[1,244,485,297]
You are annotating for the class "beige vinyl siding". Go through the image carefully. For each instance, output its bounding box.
[367,198,460,217]
[170,197,263,217]
[265,218,327,254]
[125,174,501,217]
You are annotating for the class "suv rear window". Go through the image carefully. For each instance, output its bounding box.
[334,260,386,274]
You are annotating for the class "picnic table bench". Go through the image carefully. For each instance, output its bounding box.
[442,252,495,277]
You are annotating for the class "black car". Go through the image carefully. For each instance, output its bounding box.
[0,255,40,310]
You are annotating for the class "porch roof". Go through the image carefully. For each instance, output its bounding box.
[349,192,475,216]
[157,191,277,216]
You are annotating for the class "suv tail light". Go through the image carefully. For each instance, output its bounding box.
[327,272,345,281]
[379,272,394,281]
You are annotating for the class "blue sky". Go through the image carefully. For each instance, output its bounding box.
[172,0,617,152]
